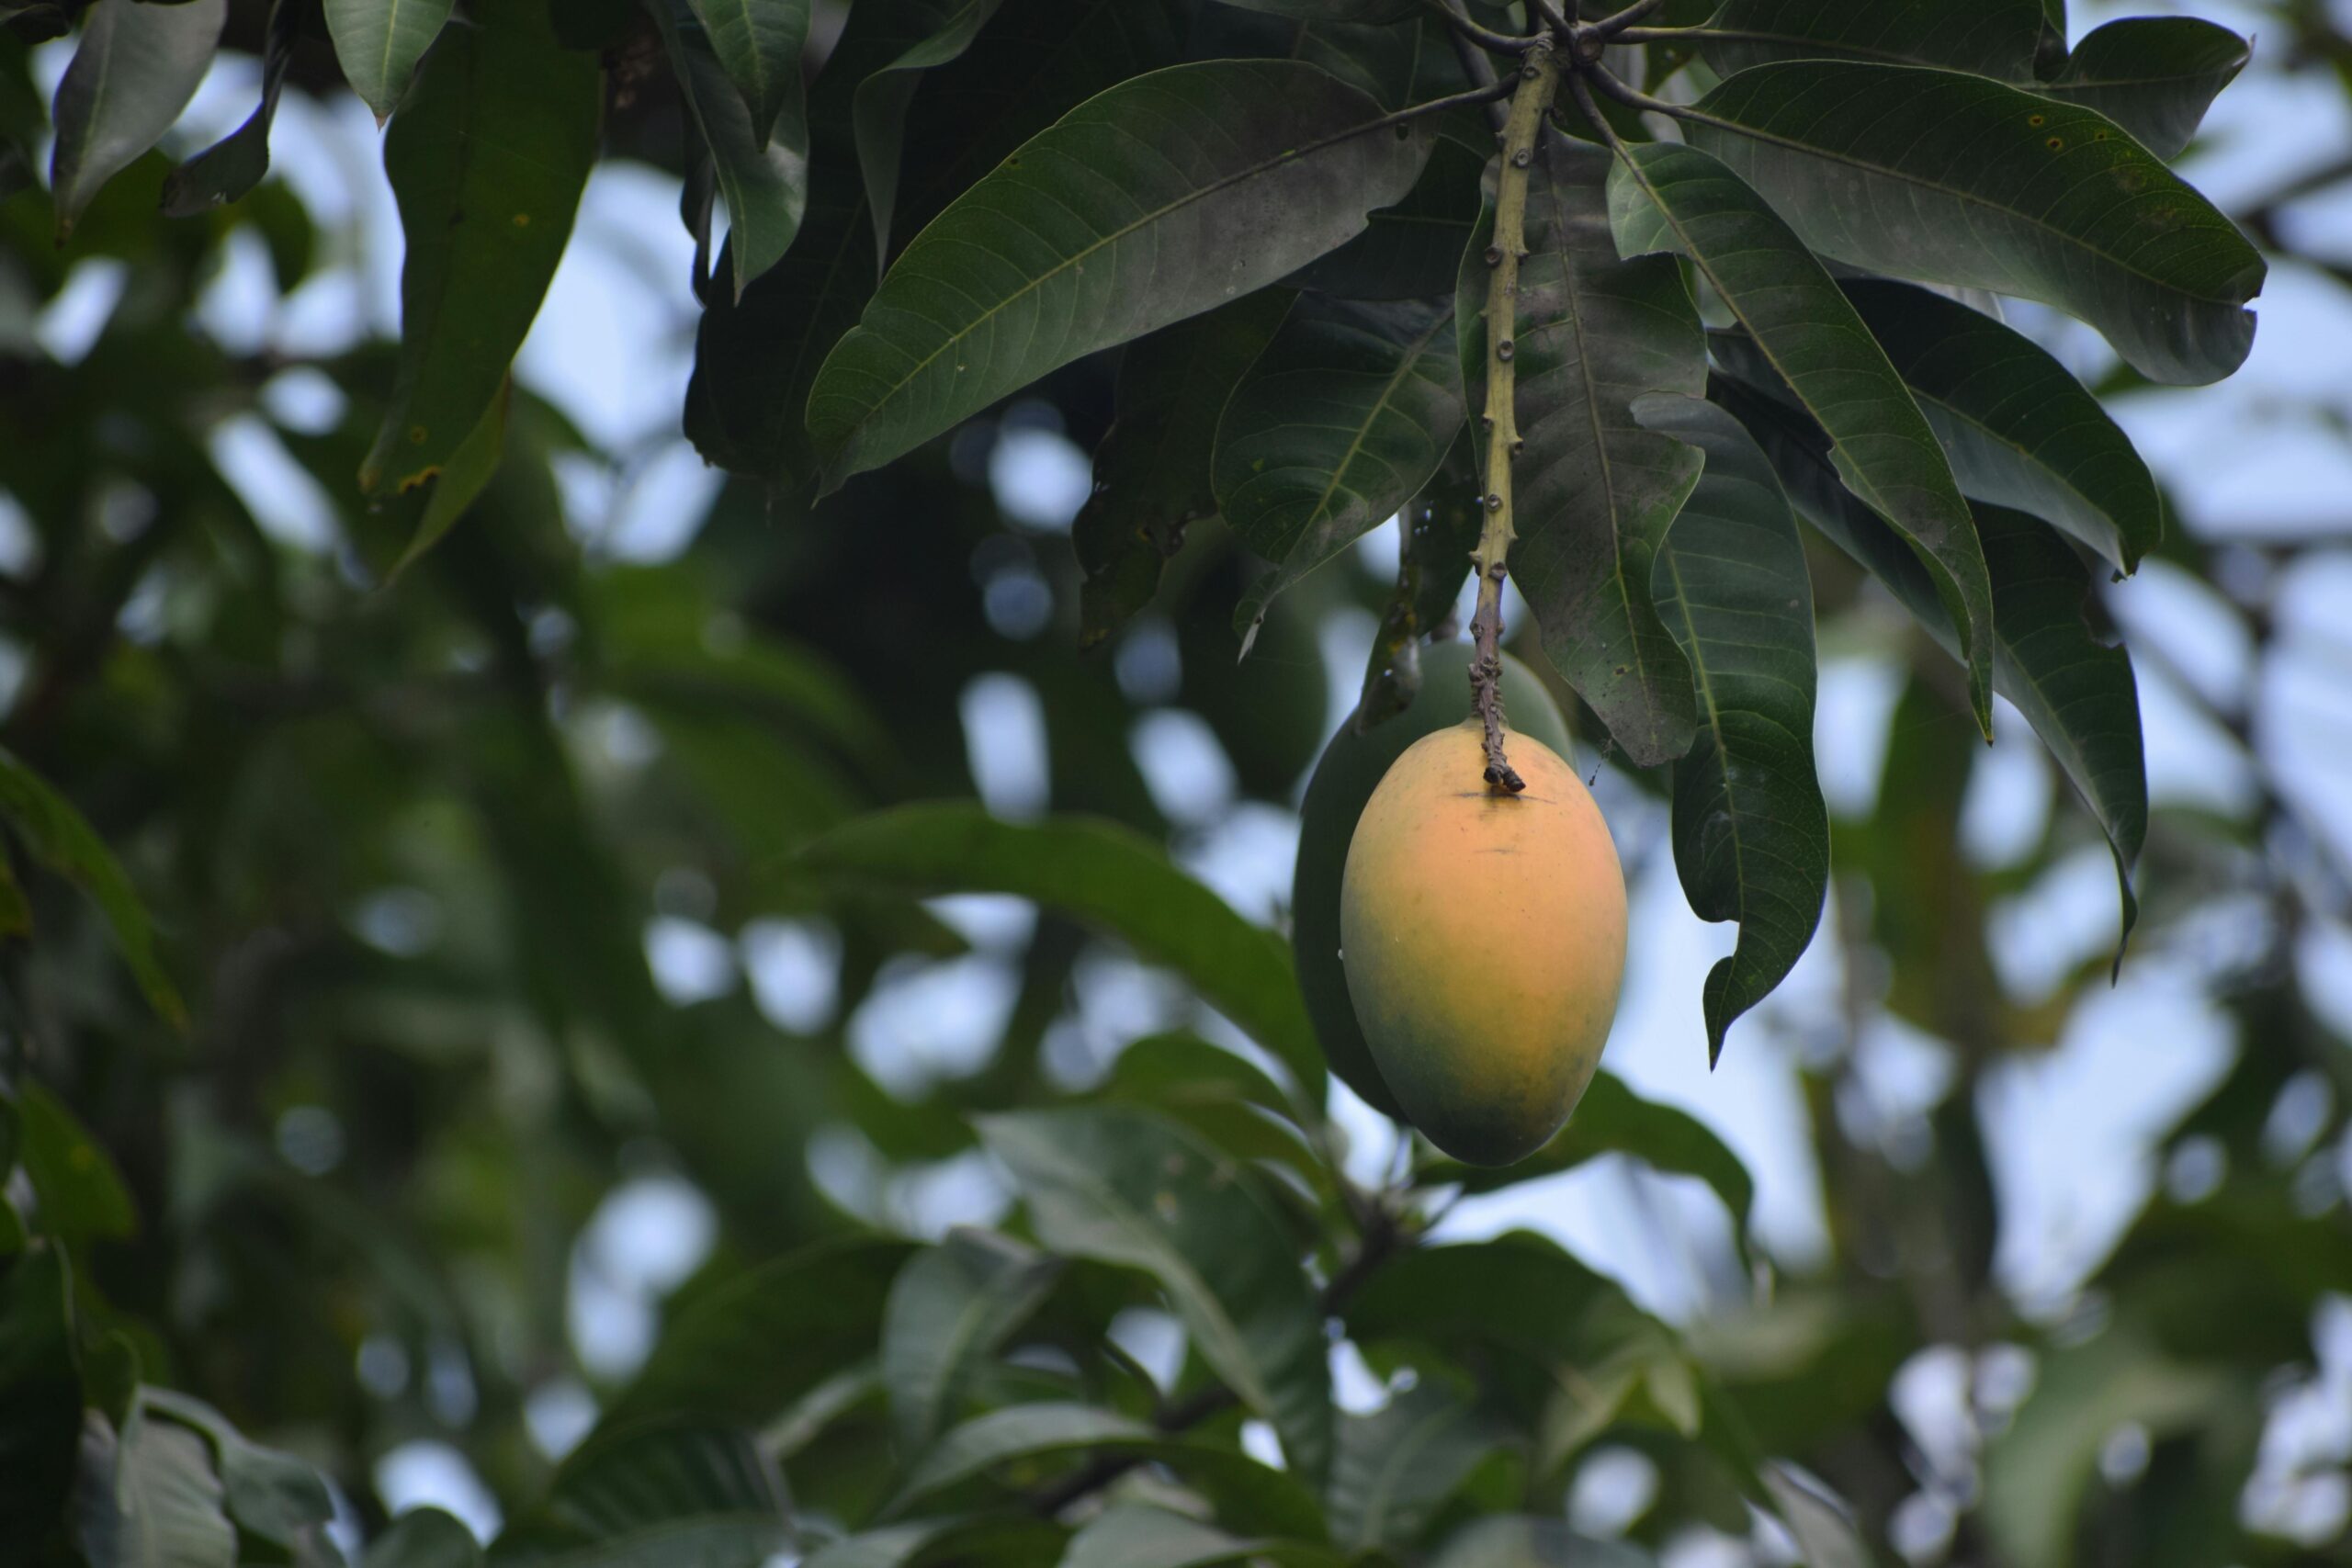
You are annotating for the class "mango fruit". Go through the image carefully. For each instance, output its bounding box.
[1291,642,1572,1121]
[1340,720,1626,1166]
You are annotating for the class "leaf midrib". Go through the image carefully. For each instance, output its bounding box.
[1275,308,1453,559]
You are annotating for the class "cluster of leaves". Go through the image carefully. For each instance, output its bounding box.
[3,1,2347,1566]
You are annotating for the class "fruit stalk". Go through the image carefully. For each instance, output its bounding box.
[1469,42,1557,795]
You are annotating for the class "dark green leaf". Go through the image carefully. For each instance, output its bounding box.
[1713,372,2147,955]
[1837,278,2161,573]
[1285,15,1468,112]
[805,1517,1067,1568]
[1288,135,1486,302]
[362,1508,482,1568]
[0,852,28,937]
[1697,0,2044,76]
[1763,1469,1872,1568]
[1328,1385,1502,1554]
[160,0,298,215]
[1216,0,1418,19]
[390,376,507,578]
[1609,141,1995,736]
[359,0,598,497]
[1480,133,1706,767]
[18,1081,136,1241]
[74,1411,237,1568]
[605,1238,914,1429]
[1059,1506,1336,1568]
[0,750,183,1028]
[977,1109,1334,1484]
[141,1390,334,1550]
[520,1417,789,1562]
[881,1229,1062,1454]
[1684,60,2266,385]
[801,807,1325,1100]
[0,1248,82,1548]
[323,0,454,121]
[1100,1035,1329,1193]
[48,0,224,235]
[1074,290,1294,649]
[1429,1516,1657,1568]
[656,0,808,299]
[2033,17,2249,161]
[1642,394,1826,1064]
[685,0,812,147]
[849,0,1006,267]
[806,60,1432,488]
[1213,296,1465,647]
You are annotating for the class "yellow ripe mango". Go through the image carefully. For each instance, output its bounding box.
[1339,720,1627,1167]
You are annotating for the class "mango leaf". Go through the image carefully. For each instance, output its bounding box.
[508,1417,789,1562]
[0,853,28,937]
[1763,1469,1872,1568]
[806,60,1432,488]
[685,0,811,146]
[1697,0,2045,76]
[881,1229,1062,1454]
[806,1517,1066,1568]
[1477,133,1705,767]
[604,1237,914,1429]
[1289,135,1487,301]
[0,750,183,1028]
[1429,1516,1657,1568]
[359,1,598,498]
[390,377,507,578]
[1287,15,1468,113]
[801,807,1324,1098]
[48,0,224,235]
[1609,141,1994,737]
[1216,0,1418,19]
[136,1391,333,1551]
[20,1081,137,1245]
[74,1412,237,1568]
[1713,372,2147,956]
[363,1509,483,1568]
[977,1109,1334,1485]
[850,0,1007,267]
[1060,1506,1336,1568]
[2032,17,2249,161]
[1328,1385,1503,1555]
[160,0,298,215]
[889,1403,1325,1537]
[1075,290,1295,649]
[656,0,808,299]
[0,1248,81,1548]
[1683,61,2266,385]
[323,0,455,122]
[1214,296,1464,649]
[1837,278,2160,574]
[1642,395,1827,1065]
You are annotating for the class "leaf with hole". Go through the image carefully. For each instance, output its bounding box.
[807,60,1432,488]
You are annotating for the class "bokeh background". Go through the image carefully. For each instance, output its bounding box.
[4,0,2350,1562]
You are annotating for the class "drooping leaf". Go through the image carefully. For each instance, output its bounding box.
[1288,135,1487,302]
[1609,141,1995,736]
[1428,1515,1657,1568]
[0,750,183,1028]
[1214,296,1465,648]
[1477,133,1706,767]
[1328,1385,1503,1555]
[806,60,1432,488]
[362,1508,483,1568]
[881,1229,1062,1454]
[685,0,812,148]
[323,0,455,122]
[655,0,809,298]
[140,1390,334,1551]
[48,0,225,235]
[1074,290,1295,648]
[605,1238,914,1429]
[358,0,598,498]
[1836,278,2161,573]
[74,1412,237,1568]
[2031,17,2249,161]
[1697,0,2045,76]
[849,0,1007,267]
[160,0,298,215]
[1683,60,2266,385]
[800,807,1324,1098]
[390,376,507,578]
[1713,372,2147,955]
[977,1109,1335,1484]
[1640,395,1826,1064]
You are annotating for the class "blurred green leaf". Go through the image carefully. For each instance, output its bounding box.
[2036,17,2248,160]
[807,61,1431,487]
[390,377,508,579]
[977,1108,1334,1485]
[1609,140,1995,738]
[801,807,1324,1099]
[1762,1468,1872,1568]
[17,1081,135,1241]
[881,1228,1062,1454]
[1214,295,1464,647]
[360,0,597,497]
[1643,395,1826,1064]
[74,1410,237,1568]
[323,0,455,121]
[0,1248,82,1548]
[141,1389,334,1551]
[1428,1516,1657,1566]
[159,0,297,216]
[1328,1383,1502,1555]
[1685,61,2265,384]
[1059,1505,1337,1568]
[507,1416,790,1563]
[47,0,224,234]
[363,1508,483,1568]
[1216,1,1418,20]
